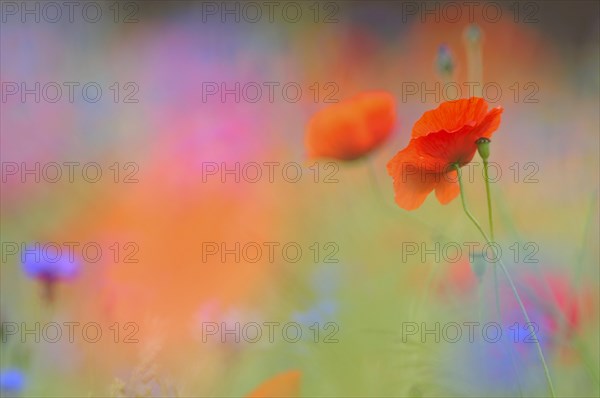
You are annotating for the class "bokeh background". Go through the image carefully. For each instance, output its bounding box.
[1,1,598,396]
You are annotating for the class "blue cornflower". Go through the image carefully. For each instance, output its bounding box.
[21,244,79,281]
[292,298,337,326]
[20,244,79,302]
[0,368,25,394]
[292,264,341,329]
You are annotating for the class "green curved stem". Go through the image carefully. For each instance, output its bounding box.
[481,160,499,315]
[454,164,556,397]
[453,164,489,242]
[497,262,556,397]
[482,159,495,242]
[482,158,525,395]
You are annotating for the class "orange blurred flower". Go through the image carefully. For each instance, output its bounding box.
[246,370,301,398]
[387,97,502,210]
[305,91,396,160]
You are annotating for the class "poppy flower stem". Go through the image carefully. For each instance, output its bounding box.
[453,163,556,397]
[496,264,556,398]
[452,164,489,242]
[481,154,503,330]
[42,278,55,305]
[476,141,518,390]
[482,159,495,242]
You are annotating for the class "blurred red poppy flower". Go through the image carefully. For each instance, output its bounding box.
[521,273,583,335]
[246,370,301,398]
[387,97,502,210]
[305,91,396,160]
[440,259,479,295]
[502,270,595,363]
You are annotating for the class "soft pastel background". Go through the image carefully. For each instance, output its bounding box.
[1,1,598,397]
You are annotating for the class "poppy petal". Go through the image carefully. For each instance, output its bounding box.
[435,169,460,205]
[354,91,396,146]
[306,105,365,160]
[412,97,488,138]
[471,106,503,139]
[412,124,478,168]
[387,149,438,210]
[305,91,395,160]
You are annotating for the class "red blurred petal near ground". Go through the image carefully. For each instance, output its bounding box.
[246,370,301,398]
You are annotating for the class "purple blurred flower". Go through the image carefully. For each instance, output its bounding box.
[21,244,79,282]
[20,244,79,302]
[292,264,341,330]
[292,298,337,327]
[441,304,552,396]
[0,368,25,394]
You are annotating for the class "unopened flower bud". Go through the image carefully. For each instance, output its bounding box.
[476,137,491,161]
[436,43,454,77]
[464,24,482,45]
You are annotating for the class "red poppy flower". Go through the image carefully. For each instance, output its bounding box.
[439,259,478,295]
[520,273,582,334]
[387,97,503,210]
[246,370,301,398]
[500,270,595,363]
[305,91,396,160]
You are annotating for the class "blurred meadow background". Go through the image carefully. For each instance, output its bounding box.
[1,1,599,396]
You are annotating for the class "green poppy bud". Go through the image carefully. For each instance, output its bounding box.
[436,44,454,77]
[476,137,491,161]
